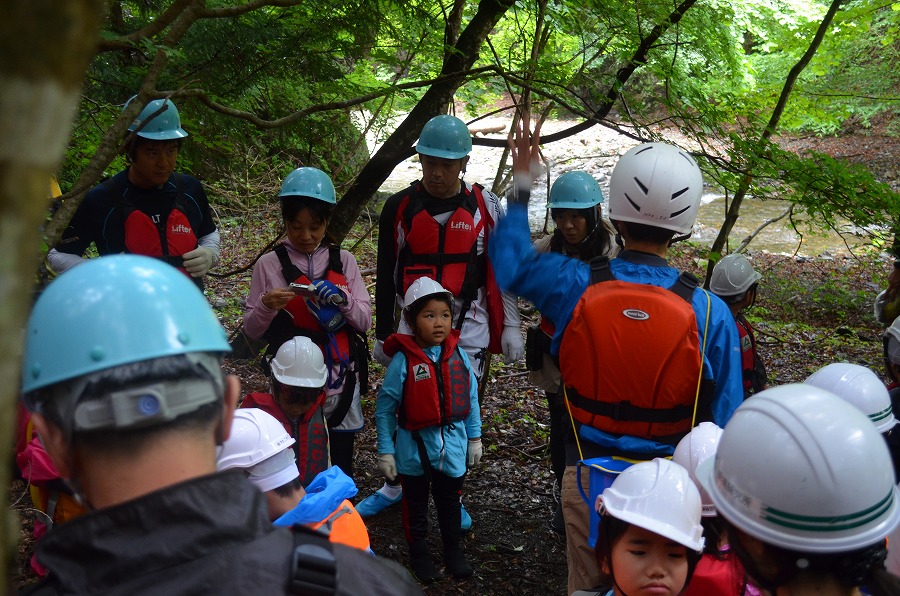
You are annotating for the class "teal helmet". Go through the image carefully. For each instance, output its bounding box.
[415,115,472,159]
[22,255,230,397]
[548,171,604,209]
[278,167,336,204]
[126,97,188,141]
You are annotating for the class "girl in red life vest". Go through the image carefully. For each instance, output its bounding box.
[374,277,482,583]
[243,167,372,480]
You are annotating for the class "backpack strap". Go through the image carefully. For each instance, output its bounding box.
[588,255,614,284]
[288,524,337,595]
[275,244,303,283]
[668,271,699,303]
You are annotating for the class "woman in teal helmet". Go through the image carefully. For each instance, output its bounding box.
[527,170,616,534]
[244,167,372,481]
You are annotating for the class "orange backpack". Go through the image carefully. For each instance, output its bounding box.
[560,257,712,446]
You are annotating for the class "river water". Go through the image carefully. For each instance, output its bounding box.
[375,117,878,256]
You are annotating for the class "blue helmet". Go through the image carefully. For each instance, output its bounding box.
[278,167,336,204]
[415,115,472,159]
[126,97,188,141]
[548,171,604,209]
[22,255,230,396]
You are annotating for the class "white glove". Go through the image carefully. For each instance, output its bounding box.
[501,325,525,364]
[377,453,397,481]
[467,439,483,468]
[373,339,392,367]
[182,246,216,278]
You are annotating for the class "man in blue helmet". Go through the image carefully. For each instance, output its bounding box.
[19,255,421,595]
[360,114,524,526]
[48,97,219,286]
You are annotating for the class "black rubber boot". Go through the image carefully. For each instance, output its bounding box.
[409,541,443,584]
[444,548,473,579]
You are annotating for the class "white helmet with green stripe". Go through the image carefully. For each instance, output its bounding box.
[803,362,898,434]
[697,384,900,553]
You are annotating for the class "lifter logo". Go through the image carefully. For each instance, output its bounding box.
[170,223,192,235]
[449,221,472,232]
[413,364,431,382]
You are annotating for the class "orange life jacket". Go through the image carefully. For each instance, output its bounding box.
[307,499,371,552]
[560,257,706,445]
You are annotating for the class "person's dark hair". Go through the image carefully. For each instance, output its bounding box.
[596,513,701,590]
[280,196,334,226]
[272,475,305,499]
[730,527,900,596]
[613,220,678,246]
[124,136,182,163]
[33,353,225,454]
[701,516,729,557]
[403,294,453,328]
[548,207,615,262]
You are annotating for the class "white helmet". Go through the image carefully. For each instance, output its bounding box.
[709,254,761,298]
[403,276,453,309]
[271,337,327,388]
[672,422,724,517]
[697,384,900,553]
[217,408,299,492]
[608,142,704,235]
[804,363,898,434]
[599,458,705,552]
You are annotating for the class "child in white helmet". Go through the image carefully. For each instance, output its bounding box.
[218,408,371,552]
[591,458,704,596]
[672,422,761,595]
[709,253,768,399]
[375,276,482,583]
[241,336,330,486]
[698,385,900,595]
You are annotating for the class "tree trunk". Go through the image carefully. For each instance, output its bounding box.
[0,1,105,588]
[704,0,844,282]
[327,0,515,243]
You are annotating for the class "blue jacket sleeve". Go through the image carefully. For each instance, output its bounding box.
[489,204,589,353]
[693,289,743,426]
[375,353,406,455]
[458,349,481,440]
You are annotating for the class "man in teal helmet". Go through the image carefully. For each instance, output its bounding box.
[49,97,220,287]
[20,255,421,595]
[363,114,524,526]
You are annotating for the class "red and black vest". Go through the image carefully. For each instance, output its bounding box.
[240,392,329,487]
[394,182,505,353]
[104,174,198,277]
[736,314,767,397]
[383,331,471,431]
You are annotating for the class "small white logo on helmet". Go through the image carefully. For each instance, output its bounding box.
[623,309,650,321]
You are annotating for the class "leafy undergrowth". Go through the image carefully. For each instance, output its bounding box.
[9,217,896,594]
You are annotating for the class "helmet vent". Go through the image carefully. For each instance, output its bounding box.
[671,187,689,199]
[633,177,649,194]
[624,193,641,212]
[671,205,690,218]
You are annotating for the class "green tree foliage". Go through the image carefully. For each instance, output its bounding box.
[48,0,900,258]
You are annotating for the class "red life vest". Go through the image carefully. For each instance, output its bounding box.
[383,331,471,431]
[106,174,198,277]
[394,182,505,353]
[683,550,753,596]
[240,392,329,487]
[560,257,709,446]
[736,314,766,397]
